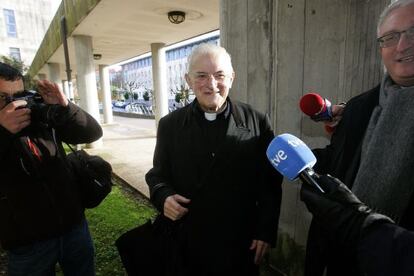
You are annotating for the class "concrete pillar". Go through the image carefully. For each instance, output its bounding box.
[151,43,169,127]
[62,80,69,99]
[73,35,102,148]
[61,80,75,102]
[99,65,113,124]
[47,63,63,92]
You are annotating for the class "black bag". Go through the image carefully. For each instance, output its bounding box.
[115,216,187,276]
[115,219,164,276]
[66,146,113,208]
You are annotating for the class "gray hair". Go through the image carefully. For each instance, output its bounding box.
[187,43,234,74]
[377,0,414,36]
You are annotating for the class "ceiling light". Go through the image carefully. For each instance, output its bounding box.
[168,11,185,24]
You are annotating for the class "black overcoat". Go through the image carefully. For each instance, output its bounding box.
[146,98,282,276]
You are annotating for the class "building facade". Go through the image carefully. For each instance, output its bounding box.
[0,0,61,66]
[120,33,220,103]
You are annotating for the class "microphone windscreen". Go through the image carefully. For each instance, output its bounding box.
[266,133,316,180]
[300,93,325,116]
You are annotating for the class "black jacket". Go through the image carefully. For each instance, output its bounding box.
[146,99,282,275]
[0,102,102,250]
[358,223,414,276]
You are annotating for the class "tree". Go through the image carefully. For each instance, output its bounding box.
[123,81,141,102]
[0,55,26,73]
[173,84,191,106]
[110,70,123,88]
[111,86,119,100]
[143,88,152,101]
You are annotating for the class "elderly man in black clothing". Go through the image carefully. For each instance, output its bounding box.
[146,44,282,276]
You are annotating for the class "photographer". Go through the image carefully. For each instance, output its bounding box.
[301,175,414,276]
[0,62,102,275]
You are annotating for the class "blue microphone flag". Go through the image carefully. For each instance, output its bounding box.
[266,133,316,180]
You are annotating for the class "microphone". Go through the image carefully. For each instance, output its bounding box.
[266,133,324,192]
[299,93,333,122]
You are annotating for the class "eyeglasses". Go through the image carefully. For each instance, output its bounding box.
[0,90,29,104]
[0,92,11,103]
[0,93,8,100]
[192,72,230,83]
[377,26,414,48]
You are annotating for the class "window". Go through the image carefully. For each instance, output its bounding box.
[3,9,17,37]
[9,47,21,61]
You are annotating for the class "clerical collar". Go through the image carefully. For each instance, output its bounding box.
[204,112,217,121]
[204,101,229,121]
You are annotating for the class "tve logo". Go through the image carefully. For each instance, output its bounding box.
[287,138,305,148]
[268,136,304,167]
[266,133,316,180]
[269,149,287,167]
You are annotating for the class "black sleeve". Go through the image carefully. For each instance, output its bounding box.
[145,116,176,212]
[48,102,103,144]
[357,223,414,276]
[312,104,349,177]
[313,87,380,183]
[255,114,283,246]
[0,125,14,161]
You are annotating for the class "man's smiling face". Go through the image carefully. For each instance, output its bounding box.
[379,3,414,86]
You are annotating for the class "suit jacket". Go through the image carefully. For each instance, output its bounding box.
[146,98,282,276]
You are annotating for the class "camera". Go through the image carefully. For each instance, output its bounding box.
[5,90,44,110]
[6,90,47,124]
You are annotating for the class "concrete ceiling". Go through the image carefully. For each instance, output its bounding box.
[40,0,219,76]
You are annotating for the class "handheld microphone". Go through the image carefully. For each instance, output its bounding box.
[299,93,333,122]
[266,133,324,192]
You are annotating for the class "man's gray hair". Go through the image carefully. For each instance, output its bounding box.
[187,43,233,74]
[377,0,414,36]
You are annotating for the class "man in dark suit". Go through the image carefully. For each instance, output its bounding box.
[306,1,414,275]
[146,44,282,276]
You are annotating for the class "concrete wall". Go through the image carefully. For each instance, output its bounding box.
[221,0,389,274]
[0,0,60,65]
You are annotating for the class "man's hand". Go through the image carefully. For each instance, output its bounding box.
[250,240,270,265]
[300,175,392,247]
[163,194,191,221]
[0,100,31,134]
[37,80,68,107]
[324,103,345,135]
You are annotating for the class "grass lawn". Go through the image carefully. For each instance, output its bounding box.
[85,181,157,275]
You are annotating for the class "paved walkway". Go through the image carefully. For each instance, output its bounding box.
[86,115,157,198]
